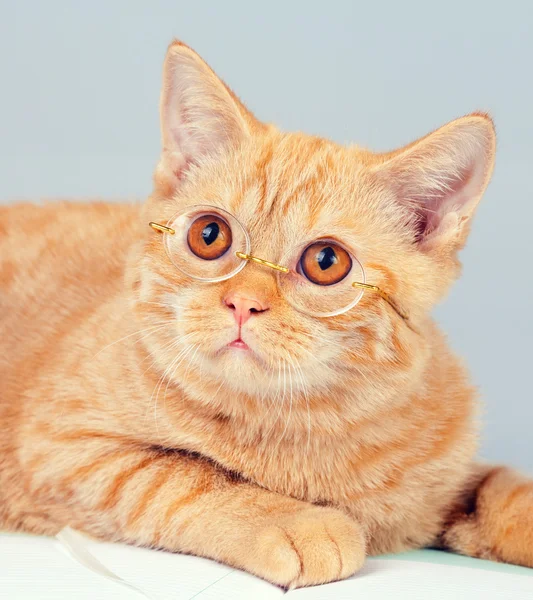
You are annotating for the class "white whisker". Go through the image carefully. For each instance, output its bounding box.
[144,342,193,434]
[291,356,312,455]
[93,322,168,358]
[274,358,293,453]
[161,342,199,417]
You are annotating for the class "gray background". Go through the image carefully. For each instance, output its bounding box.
[1,1,531,472]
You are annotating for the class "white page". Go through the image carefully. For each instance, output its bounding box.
[58,530,533,600]
[82,535,282,600]
[5,531,531,600]
[289,559,533,600]
[0,534,141,600]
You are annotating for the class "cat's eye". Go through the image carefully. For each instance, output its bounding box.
[155,205,250,283]
[187,214,232,260]
[299,241,352,286]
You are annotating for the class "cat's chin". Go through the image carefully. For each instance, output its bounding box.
[200,348,273,395]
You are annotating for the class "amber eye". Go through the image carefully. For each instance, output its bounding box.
[187,214,233,260]
[299,241,352,286]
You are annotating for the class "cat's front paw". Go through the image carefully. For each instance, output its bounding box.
[249,505,365,589]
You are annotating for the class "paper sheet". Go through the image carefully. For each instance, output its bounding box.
[3,529,519,600]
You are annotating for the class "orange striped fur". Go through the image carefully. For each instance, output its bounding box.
[1,41,531,588]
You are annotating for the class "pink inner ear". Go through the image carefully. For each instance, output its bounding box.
[379,115,495,249]
[167,123,202,181]
[414,162,477,241]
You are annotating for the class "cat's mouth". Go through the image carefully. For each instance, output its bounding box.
[227,338,250,351]
[213,331,268,367]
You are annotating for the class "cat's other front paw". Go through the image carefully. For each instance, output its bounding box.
[248,505,365,589]
[443,467,533,568]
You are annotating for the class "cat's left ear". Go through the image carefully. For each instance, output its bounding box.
[374,113,496,254]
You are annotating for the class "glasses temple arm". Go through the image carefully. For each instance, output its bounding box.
[149,222,175,234]
[352,282,409,322]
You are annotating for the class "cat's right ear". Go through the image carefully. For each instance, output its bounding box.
[157,41,254,191]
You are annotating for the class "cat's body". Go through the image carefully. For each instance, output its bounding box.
[0,201,476,548]
[1,42,532,588]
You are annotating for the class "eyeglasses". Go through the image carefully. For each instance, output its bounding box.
[149,205,409,322]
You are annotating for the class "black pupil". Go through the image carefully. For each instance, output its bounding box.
[202,222,220,245]
[316,246,337,271]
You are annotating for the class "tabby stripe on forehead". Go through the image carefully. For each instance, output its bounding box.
[279,142,327,217]
[255,143,275,215]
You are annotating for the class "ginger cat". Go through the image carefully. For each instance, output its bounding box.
[1,40,532,588]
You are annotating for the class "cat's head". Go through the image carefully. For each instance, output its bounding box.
[135,41,495,406]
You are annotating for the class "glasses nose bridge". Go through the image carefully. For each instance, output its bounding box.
[235,252,289,274]
[236,226,288,272]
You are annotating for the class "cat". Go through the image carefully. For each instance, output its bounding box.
[1,40,532,589]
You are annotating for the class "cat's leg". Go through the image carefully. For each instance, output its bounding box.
[441,464,533,568]
[23,434,365,588]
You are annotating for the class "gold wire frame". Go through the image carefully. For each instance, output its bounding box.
[149,222,175,235]
[235,253,409,322]
[235,252,289,273]
[352,282,409,322]
[149,221,409,323]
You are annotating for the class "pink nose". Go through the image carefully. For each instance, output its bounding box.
[224,292,268,326]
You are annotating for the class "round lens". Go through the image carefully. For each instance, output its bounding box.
[278,241,365,317]
[164,205,250,282]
